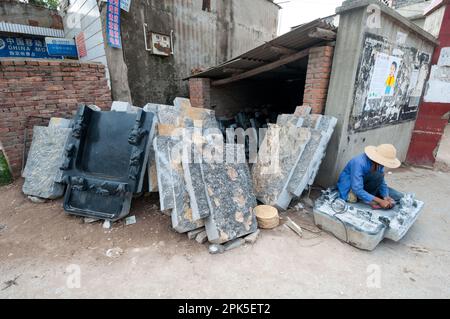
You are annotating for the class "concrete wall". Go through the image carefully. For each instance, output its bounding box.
[114,0,279,106]
[318,0,436,186]
[0,0,63,29]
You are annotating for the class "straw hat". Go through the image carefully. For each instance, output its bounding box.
[365,144,401,169]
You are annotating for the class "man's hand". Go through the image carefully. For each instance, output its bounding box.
[384,196,395,206]
[374,197,394,209]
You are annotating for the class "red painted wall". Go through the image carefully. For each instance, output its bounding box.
[407,3,450,165]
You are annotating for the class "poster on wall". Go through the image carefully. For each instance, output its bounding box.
[367,53,402,99]
[107,0,122,48]
[350,33,431,132]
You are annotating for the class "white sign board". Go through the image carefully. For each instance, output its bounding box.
[151,32,172,56]
[121,0,132,12]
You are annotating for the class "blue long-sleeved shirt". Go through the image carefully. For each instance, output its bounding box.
[337,154,389,203]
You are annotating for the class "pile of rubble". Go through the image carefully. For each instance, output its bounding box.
[21,101,338,252]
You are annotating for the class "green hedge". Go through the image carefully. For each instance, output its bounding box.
[0,150,12,186]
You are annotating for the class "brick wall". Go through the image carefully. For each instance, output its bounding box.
[189,78,211,108]
[303,46,334,114]
[0,59,112,177]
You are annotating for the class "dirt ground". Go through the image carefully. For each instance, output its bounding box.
[0,166,449,299]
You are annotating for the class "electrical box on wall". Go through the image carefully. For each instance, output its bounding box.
[143,24,173,57]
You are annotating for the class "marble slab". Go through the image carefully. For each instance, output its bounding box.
[202,144,258,244]
[22,126,71,199]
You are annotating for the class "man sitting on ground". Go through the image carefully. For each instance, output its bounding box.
[337,144,404,210]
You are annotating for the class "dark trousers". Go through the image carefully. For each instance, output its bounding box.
[364,171,404,203]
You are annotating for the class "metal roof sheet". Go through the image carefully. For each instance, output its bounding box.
[187,17,337,80]
[0,22,64,38]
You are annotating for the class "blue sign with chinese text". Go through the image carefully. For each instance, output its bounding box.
[45,37,78,57]
[107,0,122,48]
[0,36,58,59]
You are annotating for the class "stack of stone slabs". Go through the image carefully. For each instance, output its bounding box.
[61,105,155,221]
[202,143,258,244]
[314,189,425,251]
[253,113,337,210]
[252,124,311,208]
[22,125,71,199]
[154,124,205,232]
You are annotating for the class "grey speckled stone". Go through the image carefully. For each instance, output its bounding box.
[203,144,257,244]
[287,116,337,197]
[144,103,181,193]
[286,130,324,197]
[22,126,71,199]
[294,105,312,117]
[252,124,311,208]
[144,103,181,126]
[154,135,180,211]
[184,158,211,220]
[155,132,204,233]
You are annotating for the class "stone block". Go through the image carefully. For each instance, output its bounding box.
[294,105,312,117]
[244,229,260,244]
[208,244,225,254]
[195,230,208,244]
[203,144,258,244]
[22,126,71,199]
[314,189,425,251]
[187,227,205,240]
[224,238,245,251]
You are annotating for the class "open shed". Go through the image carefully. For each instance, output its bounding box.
[187,17,338,122]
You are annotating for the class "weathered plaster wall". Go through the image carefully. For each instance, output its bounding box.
[317,0,436,186]
[117,0,279,106]
[0,1,63,29]
[407,2,450,165]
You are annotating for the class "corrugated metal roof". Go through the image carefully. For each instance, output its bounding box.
[186,17,337,80]
[0,22,64,38]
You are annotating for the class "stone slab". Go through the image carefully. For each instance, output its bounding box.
[182,130,211,221]
[314,189,425,251]
[144,103,182,192]
[61,106,154,221]
[203,144,258,244]
[48,117,72,128]
[286,130,325,197]
[22,126,71,199]
[294,105,312,117]
[154,135,181,211]
[252,124,311,208]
